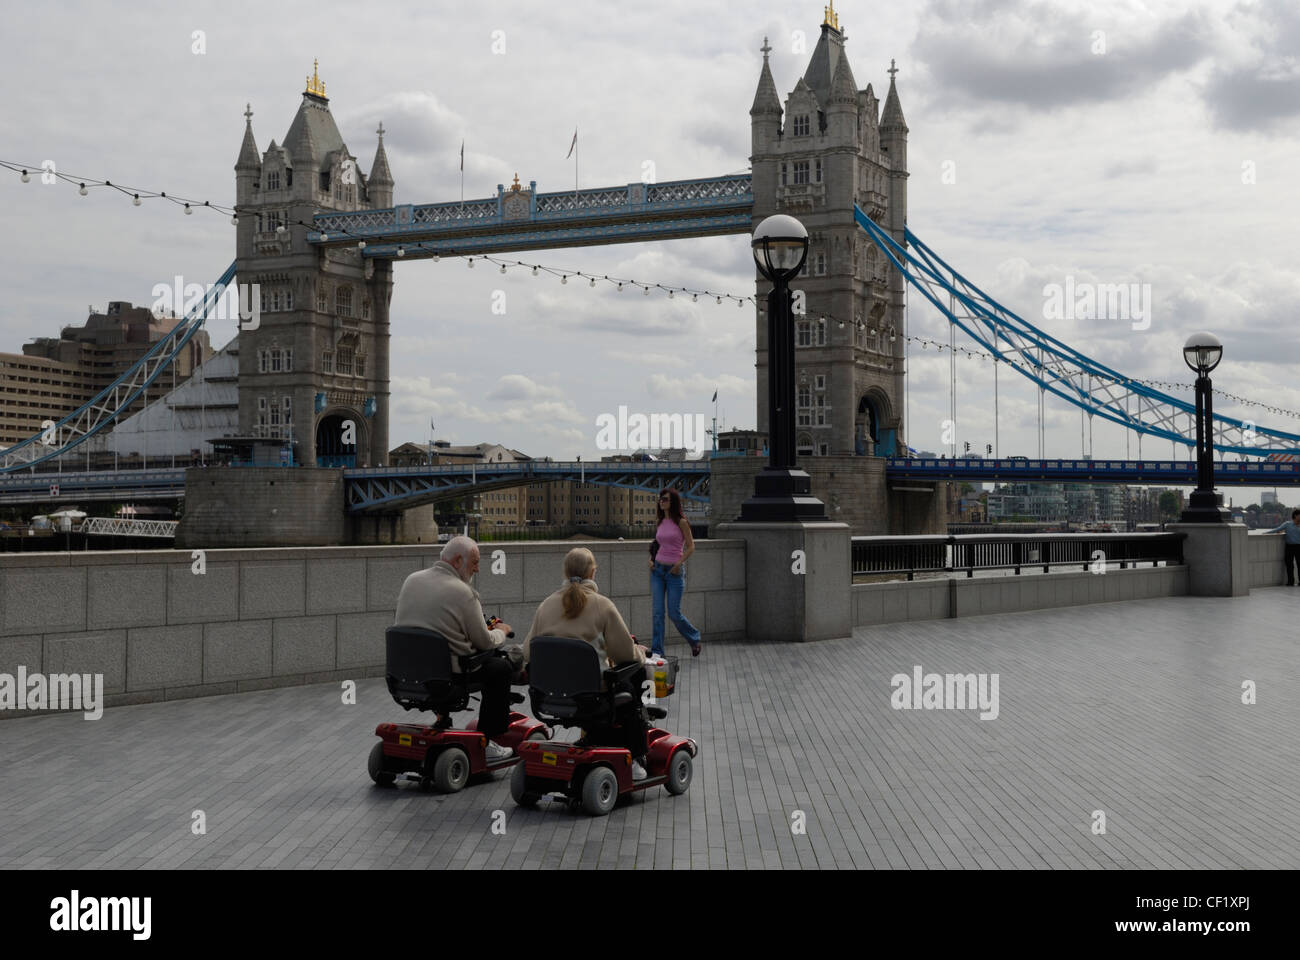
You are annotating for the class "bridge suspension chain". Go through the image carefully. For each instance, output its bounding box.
[0,262,237,473]
[855,207,1300,458]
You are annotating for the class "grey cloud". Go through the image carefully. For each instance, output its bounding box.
[1202,2,1300,132]
[913,0,1213,112]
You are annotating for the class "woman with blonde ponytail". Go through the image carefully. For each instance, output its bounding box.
[523,547,644,669]
[523,546,652,778]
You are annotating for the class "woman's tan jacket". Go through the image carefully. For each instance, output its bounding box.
[522,579,645,668]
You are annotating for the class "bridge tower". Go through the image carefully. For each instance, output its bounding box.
[750,5,907,461]
[233,62,392,467]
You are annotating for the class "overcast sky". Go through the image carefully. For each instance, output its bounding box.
[2,0,1298,502]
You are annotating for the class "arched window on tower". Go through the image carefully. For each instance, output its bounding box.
[266,171,280,191]
[335,286,352,317]
[793,115,810,137]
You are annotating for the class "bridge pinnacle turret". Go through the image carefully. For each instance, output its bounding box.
[235,103,260,171]
[881,59,908,132]
[750,37,782,118]
[369,122,394,206]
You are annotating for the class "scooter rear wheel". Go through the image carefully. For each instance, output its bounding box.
[432,746,470,793]
[368,742,396,786]
[510,762,541,807]
[581,766,619,816]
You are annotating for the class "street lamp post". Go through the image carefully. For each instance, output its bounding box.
[1179,331,1230,523]
[739,215,827,522]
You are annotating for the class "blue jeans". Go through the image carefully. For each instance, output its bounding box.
[650,562,701,656]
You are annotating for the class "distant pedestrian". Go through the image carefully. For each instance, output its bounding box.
[648,489,702,657]
[1266,508,1300,586]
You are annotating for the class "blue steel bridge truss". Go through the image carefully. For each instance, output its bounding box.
[343,460,711,514]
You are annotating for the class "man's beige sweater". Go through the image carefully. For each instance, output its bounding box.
[392,561,506,672]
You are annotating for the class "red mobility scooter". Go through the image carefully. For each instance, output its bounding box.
[368,625,548,793]
[510,636,697,816]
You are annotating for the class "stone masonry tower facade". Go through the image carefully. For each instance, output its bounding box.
[750,5,908,462]
[234,62,392,467]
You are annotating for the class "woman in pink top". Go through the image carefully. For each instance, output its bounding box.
[647,488,702,657]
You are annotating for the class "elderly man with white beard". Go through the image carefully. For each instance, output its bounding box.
[392,535,517,760]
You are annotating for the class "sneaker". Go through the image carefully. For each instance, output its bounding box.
[485,742,514,761]
[631,760,649,782]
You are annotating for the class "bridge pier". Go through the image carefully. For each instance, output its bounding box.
[348,504,437,546]
[176,467,345,548]
[176,468,440,547]
[709,455,945,536]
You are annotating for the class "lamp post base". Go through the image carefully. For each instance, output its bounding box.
[1178,490,1230,524]
[738,467,829,522]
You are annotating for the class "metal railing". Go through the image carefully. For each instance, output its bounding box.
[852,533,1186,580]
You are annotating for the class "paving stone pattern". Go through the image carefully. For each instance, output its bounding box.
[1,589,1297,869]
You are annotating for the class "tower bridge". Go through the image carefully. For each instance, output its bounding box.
[4,5,1297,546]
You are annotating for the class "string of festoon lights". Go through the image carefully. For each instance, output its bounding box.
[8,158,1298,422]
[1,159,239,220]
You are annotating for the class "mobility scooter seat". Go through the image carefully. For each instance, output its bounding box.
[385,626,487,714]
[369,626,548,792]
[512,636,698,816]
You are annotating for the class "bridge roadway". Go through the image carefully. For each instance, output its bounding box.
[1,589,1295,869]
[0,461,712,512]
[885,457,1300,486]
[1,458,1293,511]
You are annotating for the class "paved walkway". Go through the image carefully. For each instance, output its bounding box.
[2,589,1297,869]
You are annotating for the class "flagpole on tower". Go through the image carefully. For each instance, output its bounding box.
[567,127,578,195]
[712,389,719,452]
[459,139,465,214]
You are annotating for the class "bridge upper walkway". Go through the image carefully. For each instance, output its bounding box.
[308,174,753,258]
